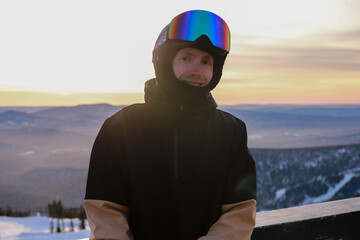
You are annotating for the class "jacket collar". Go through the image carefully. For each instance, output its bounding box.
[144,78,217,115]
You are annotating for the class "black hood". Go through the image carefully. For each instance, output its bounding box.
[144,78,217,116]
[151,25,228,106]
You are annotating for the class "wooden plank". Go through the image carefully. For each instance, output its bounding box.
[252,211,360,240]
[255,197,360,227]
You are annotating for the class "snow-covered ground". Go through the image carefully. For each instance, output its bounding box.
[302,172,357,205]
[0,215,90,240]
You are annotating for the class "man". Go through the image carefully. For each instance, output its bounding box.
[84,10,256,240]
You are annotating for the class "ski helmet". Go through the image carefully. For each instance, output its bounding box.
[152,10,231,94]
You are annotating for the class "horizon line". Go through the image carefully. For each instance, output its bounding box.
[2,102,360,108]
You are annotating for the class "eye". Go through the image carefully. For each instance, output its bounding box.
[181,56,191,61]
[202,59,212,65]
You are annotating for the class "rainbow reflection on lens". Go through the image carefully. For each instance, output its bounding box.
[168,10,231,52]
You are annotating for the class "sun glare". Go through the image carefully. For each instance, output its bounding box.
[0,0,359,105]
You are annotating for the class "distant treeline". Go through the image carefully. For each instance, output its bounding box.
[1,200,87,233]
[0,200,86,219]
[0,204,30,217]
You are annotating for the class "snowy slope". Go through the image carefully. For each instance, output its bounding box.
[0,215,90,240]
[252,144,360,211]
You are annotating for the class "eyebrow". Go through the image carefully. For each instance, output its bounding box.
[182,51,213,59]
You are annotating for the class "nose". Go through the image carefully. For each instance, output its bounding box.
[191,61,202,75]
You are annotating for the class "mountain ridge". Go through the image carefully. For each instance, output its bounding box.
[0,104,359,211]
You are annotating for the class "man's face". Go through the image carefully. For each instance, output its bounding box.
[172,47,214,87]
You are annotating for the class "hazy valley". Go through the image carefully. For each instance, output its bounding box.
[0,104,359,211]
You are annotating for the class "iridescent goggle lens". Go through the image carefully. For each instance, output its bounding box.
[168,10,231,52]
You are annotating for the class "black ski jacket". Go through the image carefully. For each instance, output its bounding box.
[85,79,256,240]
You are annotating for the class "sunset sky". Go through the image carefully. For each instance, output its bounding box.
[0,0,359,106]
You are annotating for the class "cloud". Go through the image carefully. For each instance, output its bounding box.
[227,30,360,72]
[235,47,359,71]
[312,28,360,42]
[0,91,143,106]
[215,29,360,104]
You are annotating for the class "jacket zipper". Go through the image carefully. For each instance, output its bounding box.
[173,104,183,179]
[173,128,178,179]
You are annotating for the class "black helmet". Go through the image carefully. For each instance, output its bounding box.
[152,10,231,96]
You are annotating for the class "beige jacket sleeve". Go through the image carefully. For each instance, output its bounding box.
[84,199,133,240]
[198,199,256,240]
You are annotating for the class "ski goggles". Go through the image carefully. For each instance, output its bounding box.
[168,10,231,52]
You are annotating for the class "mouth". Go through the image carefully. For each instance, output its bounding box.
[185,80,204,87]
[181,78,206,87]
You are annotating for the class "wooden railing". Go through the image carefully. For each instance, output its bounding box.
[252,197,360,240]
